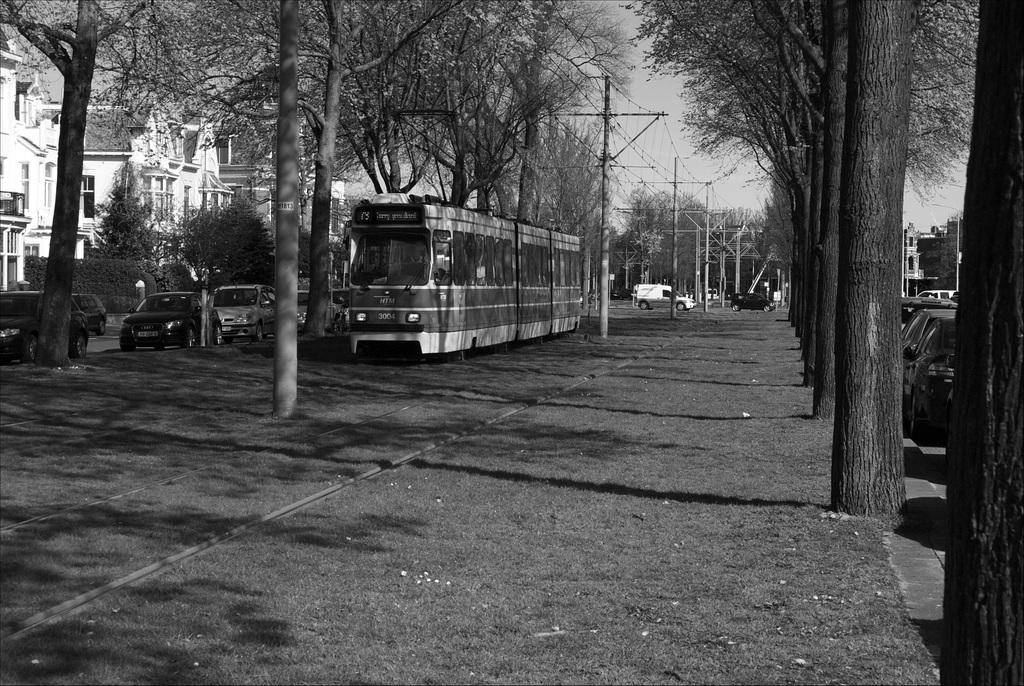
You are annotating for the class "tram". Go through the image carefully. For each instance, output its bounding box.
[348,193,581,359]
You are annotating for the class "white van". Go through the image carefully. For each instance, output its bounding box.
[633,284,695,311]
[917,289,957,300]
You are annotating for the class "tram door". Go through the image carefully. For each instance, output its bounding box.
[433,230,463,331]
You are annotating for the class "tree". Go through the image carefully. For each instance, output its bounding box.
[622,188,672,283]
[2,0,147,367]
[93,161,154,262]
[830,0,916,517]
[941,1,1023,682]
[532,123,602,303]
[812,0,847,419]
[177,200,275,289]
[636,0,976,414]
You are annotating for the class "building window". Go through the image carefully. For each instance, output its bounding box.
[21,164,30,210]
[145,176,171,214]
[216,138,230,165]
[26,245,39,258]
[81,175,95,219]
[44,163,56,208]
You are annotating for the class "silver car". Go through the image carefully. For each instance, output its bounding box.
[213,284,275,343]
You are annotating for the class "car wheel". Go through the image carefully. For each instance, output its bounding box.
[763,304,771,312]
[21,333,38,363]
[69,331,87,359]
[252,321,264,342]
[639,301,651,310]
[182,326,197,348]
[222,336,234,345]
[676,302,687,311]
[97,317,106,336]
[731,304,740,312]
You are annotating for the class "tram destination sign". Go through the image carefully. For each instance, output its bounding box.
[352,205,424,225]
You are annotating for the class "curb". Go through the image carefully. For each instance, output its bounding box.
[890,438,948,666]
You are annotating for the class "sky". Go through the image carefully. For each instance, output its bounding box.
[611,1,969,231]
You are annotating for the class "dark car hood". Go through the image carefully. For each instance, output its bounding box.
[123,311,193,325]
[0,314,38,329]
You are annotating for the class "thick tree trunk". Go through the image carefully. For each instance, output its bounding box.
[804,125,823,388]
[941,1,1023,682]
[814,0,847,420]
[791,181,809,355]
[304,6,346,339]
[38,3,98,368]
[831,0,914,516]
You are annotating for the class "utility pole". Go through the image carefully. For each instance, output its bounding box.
[703,183,711,313]
[599,76,611,337]
[273,0,299,418]
[670,157,678,320]
[576,76,662,337]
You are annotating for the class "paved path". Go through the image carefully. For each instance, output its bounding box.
[891,438,949,666]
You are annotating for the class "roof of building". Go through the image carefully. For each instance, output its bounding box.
[84,108,145,152]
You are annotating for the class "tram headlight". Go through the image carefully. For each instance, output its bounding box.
[355,312,367,322]
[406,313,420,323]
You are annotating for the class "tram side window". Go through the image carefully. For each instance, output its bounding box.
[528,243,541,287]
[453,231,465,285]
[474,234,487,286]
[492,238,503,286]
[500,238,513,285]
[521,243,532,287]
[434,235,452,284]
[541,246,551,287]
[483,235,495,286]
[465,233,478,287]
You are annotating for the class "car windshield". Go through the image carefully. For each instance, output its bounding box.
[213,288,257,307]
[0,295,39,316]
[137,295,191,312]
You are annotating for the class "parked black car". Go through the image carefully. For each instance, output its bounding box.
[900,296,956,324]
[0,291,89,363]
[902,316,957,441]
[120,292,214,352]
[72,293,108,335]
[730,292,776,312]
[901,308,956,358]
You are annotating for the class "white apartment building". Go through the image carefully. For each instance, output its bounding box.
[1,30,63,291]
[1,28,234,291]
[81,106,235,246]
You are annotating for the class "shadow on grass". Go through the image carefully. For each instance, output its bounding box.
[409,458,821,509]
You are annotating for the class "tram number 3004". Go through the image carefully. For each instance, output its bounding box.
[378,313,396,320]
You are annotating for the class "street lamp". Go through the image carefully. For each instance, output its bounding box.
[933,204,961,292]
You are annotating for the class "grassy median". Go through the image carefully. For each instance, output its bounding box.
[0,306,937,684]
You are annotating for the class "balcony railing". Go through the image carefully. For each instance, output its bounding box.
[1,191,26,217]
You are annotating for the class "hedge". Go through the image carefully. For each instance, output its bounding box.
[23,257,195,313]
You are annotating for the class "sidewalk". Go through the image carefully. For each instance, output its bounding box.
[891,438,949,665]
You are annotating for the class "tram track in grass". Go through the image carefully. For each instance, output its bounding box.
[0,342,662,643]
[0,402,426,535]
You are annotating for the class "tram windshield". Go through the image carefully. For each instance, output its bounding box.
[351,234,430,287]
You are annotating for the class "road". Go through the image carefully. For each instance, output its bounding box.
[87,333,222,356]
